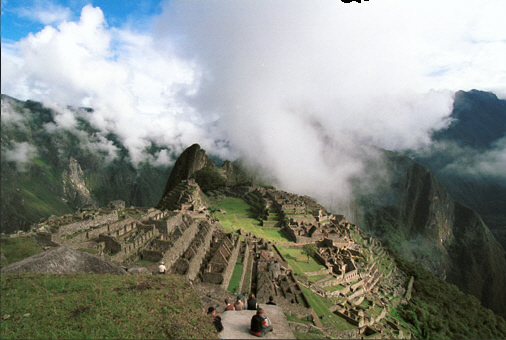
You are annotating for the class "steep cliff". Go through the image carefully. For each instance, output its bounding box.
[412,90,506,248]
[350,151,506,317]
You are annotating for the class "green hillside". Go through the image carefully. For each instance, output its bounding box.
[1,95,170,233]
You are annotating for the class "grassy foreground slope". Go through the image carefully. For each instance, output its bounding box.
[0,273,218,339]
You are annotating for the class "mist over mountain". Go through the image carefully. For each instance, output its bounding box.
[339,150,506,317]
[407,90,506,248]
[325,90,506,317]
[1,90,505,318]
[0,94,171,233]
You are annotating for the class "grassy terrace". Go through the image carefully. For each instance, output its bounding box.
[0,237,43,268]
[209,196,290,243]
[299,285,355,331]
[227,257,243,294]
[276,245,326,274]
[323,284,346,292]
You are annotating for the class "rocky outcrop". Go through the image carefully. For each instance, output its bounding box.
[62,157,93,208]
[0,246,127,275]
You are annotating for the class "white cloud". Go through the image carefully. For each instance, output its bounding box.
[81,133,120,164]
[3,141,38,172]
[1,97,27,127]
[42,102,78,131]
[152,0,505,205]
[1,1,505,207]
[1,4,202,164]
[441,137,506,180]
[16,0,72,25]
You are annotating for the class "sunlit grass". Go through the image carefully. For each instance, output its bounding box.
[210,197,291,243]
[299,285,356,331]
[323,284,345,292]
[276,245,325,274]
[227,264,243,293]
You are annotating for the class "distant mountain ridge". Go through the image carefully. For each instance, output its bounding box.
[344,150,506,317]
[433,89,506,149]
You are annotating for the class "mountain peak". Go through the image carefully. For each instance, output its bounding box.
[157,144,215,209]
[433,90,506,149]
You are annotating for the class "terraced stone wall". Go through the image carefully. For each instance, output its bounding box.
[161,215,200,269]
[185,221,214,280]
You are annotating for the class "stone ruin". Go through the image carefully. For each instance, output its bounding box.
[201,231,241,289]
[25,184,412,339]
[30,199,243,289]
[254,188,357,245]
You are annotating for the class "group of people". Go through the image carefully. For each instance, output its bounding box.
[224,293,258,311]
[207,293,276,337]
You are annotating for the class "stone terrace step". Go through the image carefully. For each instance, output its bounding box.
[219,305,295,339]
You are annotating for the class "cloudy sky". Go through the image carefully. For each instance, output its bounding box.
[2,0,505,206]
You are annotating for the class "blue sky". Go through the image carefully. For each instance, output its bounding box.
[1,0,161,41]
[1,0,505,202]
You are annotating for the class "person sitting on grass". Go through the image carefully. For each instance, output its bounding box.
[250,308,273,337]
[207,307,223,333]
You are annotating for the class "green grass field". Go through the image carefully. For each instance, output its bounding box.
[227,264,243,293]
[299,285,356,331]
[323,284,345,292]
[209,197,291,243]
[0,273,218,339]
[276,245,326,274]
[0,236,43,268]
